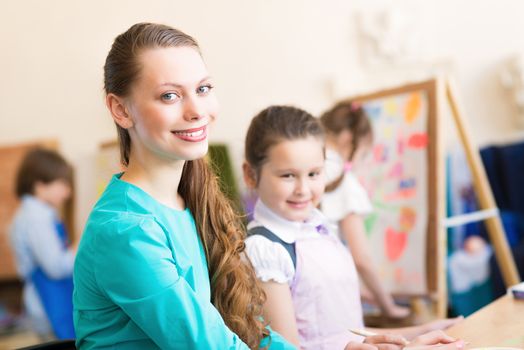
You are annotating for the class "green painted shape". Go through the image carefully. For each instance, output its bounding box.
[364,212,378,236]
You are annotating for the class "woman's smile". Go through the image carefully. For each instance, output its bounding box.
[171,124,208,142]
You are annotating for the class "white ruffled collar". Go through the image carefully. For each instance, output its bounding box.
[247,199,335,243]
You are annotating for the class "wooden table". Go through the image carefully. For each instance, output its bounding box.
[446,294,524,348]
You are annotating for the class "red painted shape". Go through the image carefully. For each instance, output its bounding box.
[385,227,407,261]
[407,133,428,149]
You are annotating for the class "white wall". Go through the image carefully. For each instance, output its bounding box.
[1,0,524,234]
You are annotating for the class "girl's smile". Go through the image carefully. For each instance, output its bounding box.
[286,199,312,209]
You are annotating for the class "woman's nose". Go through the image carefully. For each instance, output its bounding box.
[183,96,205,121]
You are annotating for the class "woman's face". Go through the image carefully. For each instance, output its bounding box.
[124,46,219,163]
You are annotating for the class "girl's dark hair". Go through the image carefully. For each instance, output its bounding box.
[245,105,324,181]
[104,23,268,349]
[320,101,372,162]
[15,148,73,198]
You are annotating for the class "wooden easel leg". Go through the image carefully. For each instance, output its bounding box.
[411,296,448,322]
[436,78,448,319]
[445,78,521,287]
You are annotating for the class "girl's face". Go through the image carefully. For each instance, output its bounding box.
[255,137,325,222]
[35,179,72,208]
[351,135,373,168]
[123,46,218,163]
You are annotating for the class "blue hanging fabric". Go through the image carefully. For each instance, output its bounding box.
[30,221,75,339]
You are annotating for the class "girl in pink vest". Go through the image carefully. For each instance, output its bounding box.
[242,105,464,350]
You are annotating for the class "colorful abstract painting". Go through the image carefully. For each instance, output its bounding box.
[357,91,429,295]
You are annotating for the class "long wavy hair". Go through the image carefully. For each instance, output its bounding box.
[104,22,268,349]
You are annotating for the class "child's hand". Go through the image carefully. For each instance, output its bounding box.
[423,316,464,333]
[384,304,411,319]
[407,330,465,350]
[345,334,409,350]
[345,330,465,350]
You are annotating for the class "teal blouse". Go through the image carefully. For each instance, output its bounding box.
[73,174,295,350]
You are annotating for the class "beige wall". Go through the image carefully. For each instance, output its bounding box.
[1,0,524,234]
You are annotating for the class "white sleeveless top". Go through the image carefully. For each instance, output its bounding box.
[322,148,373,222]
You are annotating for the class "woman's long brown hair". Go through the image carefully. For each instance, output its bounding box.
[104,22,268,349]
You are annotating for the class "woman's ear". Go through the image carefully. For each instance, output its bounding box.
[106,93,133,129]
[242,162,257,189]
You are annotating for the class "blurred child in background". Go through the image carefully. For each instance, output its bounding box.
[320,101,411,319]
[9,148,76,339]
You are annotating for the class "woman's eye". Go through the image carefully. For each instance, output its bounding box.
[281,174,294,179]
[197,84,213,94]
[309,171,320,178]
[161,92,179,102]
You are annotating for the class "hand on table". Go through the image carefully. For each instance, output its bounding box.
[384,304,411,319]
[345,334,408,350]
[344,330,465,350]
[408,330,465,350]
[424,317,464,333]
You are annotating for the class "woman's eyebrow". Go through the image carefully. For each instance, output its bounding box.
[158,76,211,88]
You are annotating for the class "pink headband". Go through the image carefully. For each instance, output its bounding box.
[350,102,361,112]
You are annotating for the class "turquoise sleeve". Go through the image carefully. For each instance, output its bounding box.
[263,328,298,349]
[94,216,249,349]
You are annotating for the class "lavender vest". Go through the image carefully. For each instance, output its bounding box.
[291,227,364,350]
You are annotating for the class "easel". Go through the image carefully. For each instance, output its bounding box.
[432,77,521,317]
[350,77,521,320]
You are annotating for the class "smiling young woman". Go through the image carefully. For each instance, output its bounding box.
[72,23,295,350]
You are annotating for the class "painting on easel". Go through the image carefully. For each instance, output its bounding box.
[343,78,518,317]
[347,84,437,296]
[356,89,431,295]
